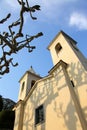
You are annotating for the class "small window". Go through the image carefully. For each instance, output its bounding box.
[55,43,62,54]
[35,105,44,125]
[71,80,75,87]
[21,81,25,91]
[31,80,36,88]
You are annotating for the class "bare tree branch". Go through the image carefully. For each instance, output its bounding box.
[0,13,11,24]
[0,0,43,76]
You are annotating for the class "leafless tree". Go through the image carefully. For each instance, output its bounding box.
[0,0,43,76]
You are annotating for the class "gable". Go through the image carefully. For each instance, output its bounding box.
[47,30,77,51]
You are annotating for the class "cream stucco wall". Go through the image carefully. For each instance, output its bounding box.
[48,32,87,122]
[26,73,41,96]
[13,101,24,130]
[48,33,83,67]
[69,62,87,121]
[18,73,28,101]
[19,66,82,130]
[18,72,41,101]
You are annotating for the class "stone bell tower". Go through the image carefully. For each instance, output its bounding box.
[18,66,41,101]
[47,30,87,130]
[48,30,87,71]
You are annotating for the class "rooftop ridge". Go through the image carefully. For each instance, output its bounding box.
[28,66,36,74]
[60,30,77,44]
[47,30,77,50]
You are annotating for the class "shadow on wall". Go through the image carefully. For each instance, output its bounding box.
[15,61,87,130]
[22,67,79,130]
[23,76,59,130]
[69,62,87,86]
[53,98,78,130]
[68,62,87,120]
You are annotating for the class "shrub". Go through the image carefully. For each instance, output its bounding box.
[0,110,15,129]
[0,95,3,111]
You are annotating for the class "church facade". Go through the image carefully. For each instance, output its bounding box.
[13,31,87,130]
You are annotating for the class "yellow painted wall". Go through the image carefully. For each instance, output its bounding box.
[26,73,41,96]
[21,66,82,130]
[18,73,28,101]
[48,32,87,121]
[13,102,23,130]
[48,33,80,66]
[69,62,87,121]
[18,72,41,101]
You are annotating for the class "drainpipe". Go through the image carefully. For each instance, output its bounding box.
[62,64,87,130]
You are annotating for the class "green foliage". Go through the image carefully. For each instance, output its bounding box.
[0,110,15,129]
[0,95,3,111]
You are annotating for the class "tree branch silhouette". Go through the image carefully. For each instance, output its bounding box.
[0,0,43,75]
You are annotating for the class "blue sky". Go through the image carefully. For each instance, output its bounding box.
[0,0,87,102]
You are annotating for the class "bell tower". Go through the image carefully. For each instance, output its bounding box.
[18,66,41,101]
[48,30,87,70]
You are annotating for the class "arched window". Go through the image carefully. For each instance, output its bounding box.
[55,43,62,54]
[31,80,36,88]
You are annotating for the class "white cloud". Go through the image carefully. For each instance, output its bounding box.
[69,12,87,30]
